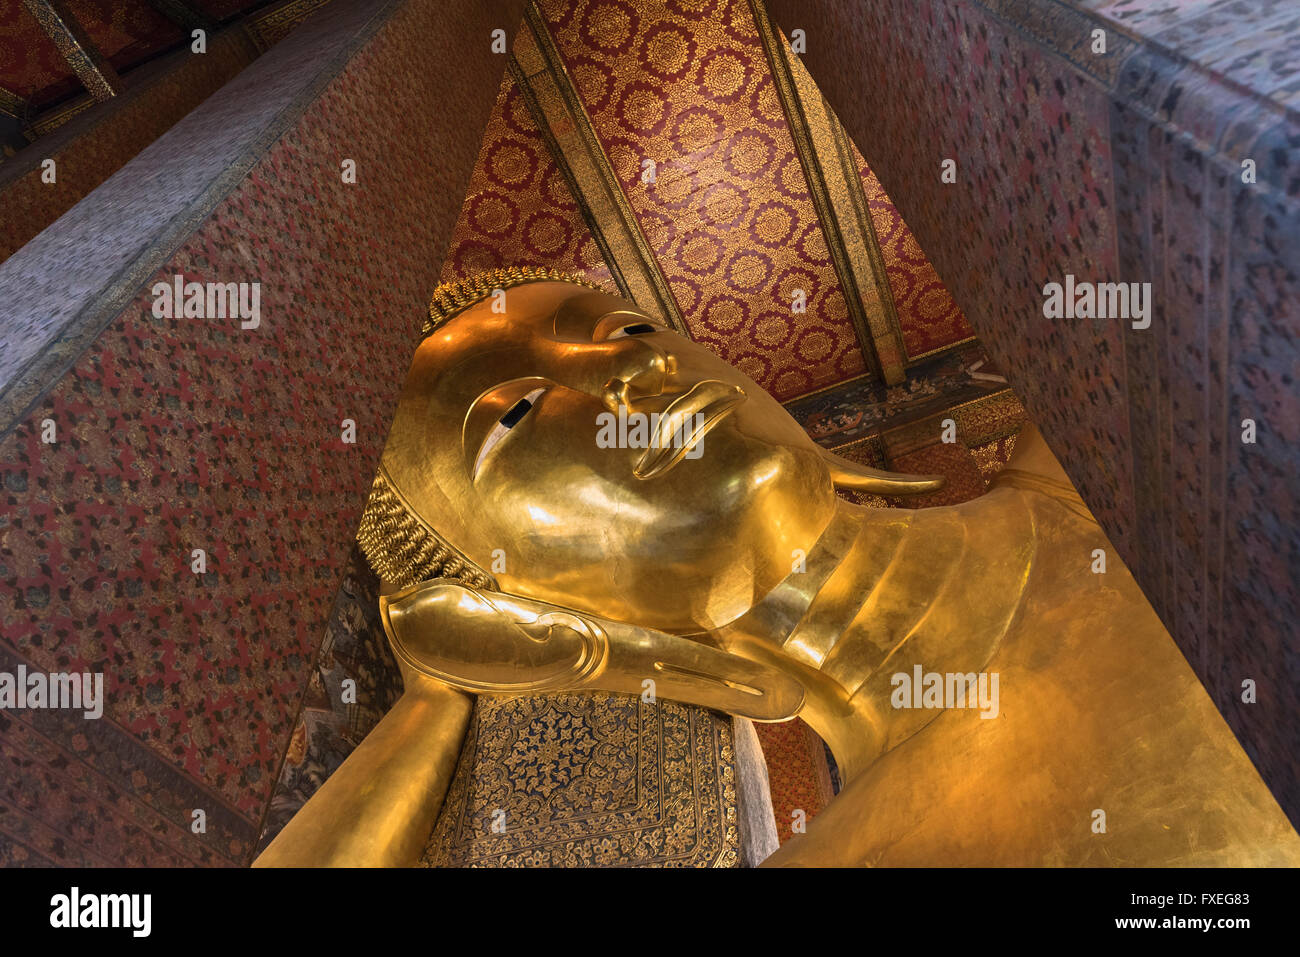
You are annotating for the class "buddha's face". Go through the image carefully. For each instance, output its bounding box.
[382,281,838,632]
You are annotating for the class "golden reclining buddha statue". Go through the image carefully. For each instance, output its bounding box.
[257,269,1300,867]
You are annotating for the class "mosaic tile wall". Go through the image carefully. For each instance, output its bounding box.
[764,0,1300,825]
[0,0,518,866]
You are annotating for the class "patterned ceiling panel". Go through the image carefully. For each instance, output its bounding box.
[0,5,79,105]
[67,0,184,74]
[439,67,613,286]
[853,144,976,361]
[0,1,267,109]
[538,0,867,401]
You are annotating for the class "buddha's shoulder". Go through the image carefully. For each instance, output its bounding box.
[986,425,1099,525]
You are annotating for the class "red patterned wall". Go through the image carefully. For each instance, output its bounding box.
[752,717,833,844]
[855,148,975,361]
[0,6,80,106]
[539,0,866,401]
[439,68,612,286]
[0,0,514,865]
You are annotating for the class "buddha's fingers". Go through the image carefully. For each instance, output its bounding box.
[381,578,804,721]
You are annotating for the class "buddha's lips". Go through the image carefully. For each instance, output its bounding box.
[634,380,745,479]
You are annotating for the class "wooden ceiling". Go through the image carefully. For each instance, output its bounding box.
[0,1,269,111]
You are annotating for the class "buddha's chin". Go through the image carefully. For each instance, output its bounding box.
[618,507,836,631]
[499,522,812,633]
[482,443,834,630]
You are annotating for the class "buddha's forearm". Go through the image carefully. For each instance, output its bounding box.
[253,677,473,867]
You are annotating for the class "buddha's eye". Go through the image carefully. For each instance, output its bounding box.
[474,386,546,477]
[589,311,666,342]
[607,322,659,339]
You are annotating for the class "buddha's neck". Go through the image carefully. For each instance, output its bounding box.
[718,488,1036,780]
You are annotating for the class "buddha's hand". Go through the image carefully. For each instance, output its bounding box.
[379,578,804,721]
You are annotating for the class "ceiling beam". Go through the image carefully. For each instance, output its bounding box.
[22,0,122,101]
[510,2,687,335]
[748,0,907,385]
[144,0,216,34]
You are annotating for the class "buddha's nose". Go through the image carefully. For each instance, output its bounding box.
[600,345,677,413]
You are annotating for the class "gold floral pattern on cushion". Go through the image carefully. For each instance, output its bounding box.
[422,692,739,867]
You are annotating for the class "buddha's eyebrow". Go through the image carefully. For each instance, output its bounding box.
[550,293,645,338]
[550,301,603,337]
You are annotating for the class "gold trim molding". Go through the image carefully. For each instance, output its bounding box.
[826,388,1026,463]
[882,388,1026,458]
[22,0,121,101]
[510,2,688,335]
[748,0,906,385]
[0,87,32,121]
[24,94,94,140]
[906,334,979,365]
[244,0,332,54]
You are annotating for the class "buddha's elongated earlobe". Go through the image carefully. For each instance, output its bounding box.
[817,446,945,495]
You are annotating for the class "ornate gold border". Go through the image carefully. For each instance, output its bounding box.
[22,0,121,101]
[906,334,980,365]
[0,87,31,121]
[748,0,906,385]
[879,387,1025,457]
[824,388,1026,463]
[25,93,94,140]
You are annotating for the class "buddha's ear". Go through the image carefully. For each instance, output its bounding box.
[379,578,804,722]
[817,446,945,496]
